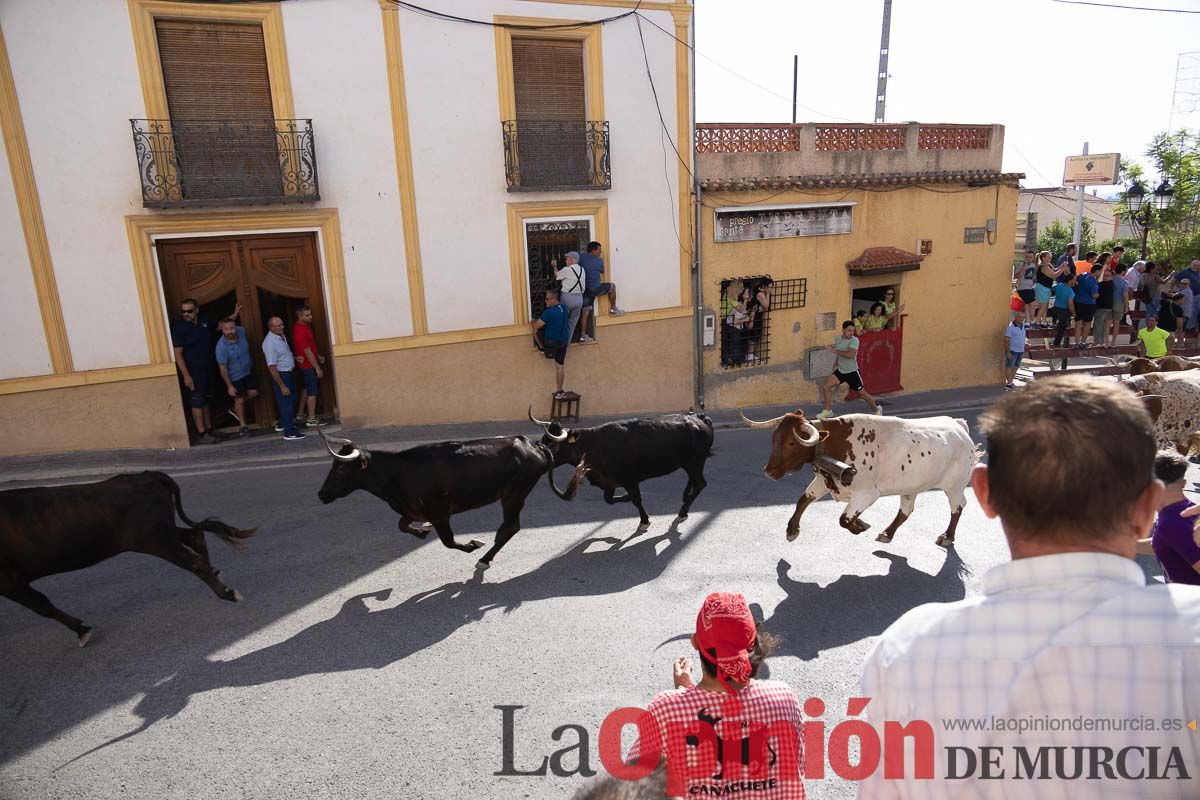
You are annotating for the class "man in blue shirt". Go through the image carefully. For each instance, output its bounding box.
[1072,264,1100,349]
[532,289,571,397]
[215,317,259,437]
[1004,310,1028,389]
[1051,275,1077,348]
[170,297,217,444]
[1055,243,1077,279]
[577,241,625,342]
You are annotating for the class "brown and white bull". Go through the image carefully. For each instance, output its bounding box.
[1102,354,1200,376]
[742,409,977,547]
[1124,370,1200,453]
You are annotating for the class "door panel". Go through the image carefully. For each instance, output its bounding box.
[157,233,337,432]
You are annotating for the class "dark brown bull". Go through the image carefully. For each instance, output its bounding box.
[1108,355,1200,376]
[0,471,255,645]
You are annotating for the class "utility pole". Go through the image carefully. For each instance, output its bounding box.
[874,0,892,123]
[1073,142,1087,252]
[792,54,798,124]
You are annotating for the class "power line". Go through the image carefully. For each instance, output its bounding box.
[1051,0,1200,12]
[381,0,638,28]
[1009,141,1058,187]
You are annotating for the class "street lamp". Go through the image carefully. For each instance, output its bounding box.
[1125,178,1174,259]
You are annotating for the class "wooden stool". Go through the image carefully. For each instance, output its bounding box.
[551,392,580,422]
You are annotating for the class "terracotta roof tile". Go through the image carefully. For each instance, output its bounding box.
[846,247,925,276]
[699,170,1024,192]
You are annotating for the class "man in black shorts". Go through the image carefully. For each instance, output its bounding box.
[532,289,572,398]
[818,320,881,418]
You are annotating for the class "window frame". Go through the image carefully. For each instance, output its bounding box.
[493,15,604,124]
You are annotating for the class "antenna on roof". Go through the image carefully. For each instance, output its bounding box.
[874,0,893,123]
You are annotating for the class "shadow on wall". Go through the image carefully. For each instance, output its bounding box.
[764,549,968,661]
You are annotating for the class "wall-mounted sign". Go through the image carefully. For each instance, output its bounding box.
[1063,153,1120,187]
[963,227,986,244]
[714,202,855,243]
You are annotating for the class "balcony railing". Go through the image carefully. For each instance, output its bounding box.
[502,120,610,191]
[131,118,319,208]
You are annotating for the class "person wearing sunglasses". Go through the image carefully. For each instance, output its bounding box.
[881,287,904,330]
[170,299,217,444]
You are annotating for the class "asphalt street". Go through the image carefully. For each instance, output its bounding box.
[0,404,1166,800]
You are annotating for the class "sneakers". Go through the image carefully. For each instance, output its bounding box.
[283,432,306,441]
[816,409,833,419]
[874,406,884,416]
[608,307,626,316]
[274,423,284,432]
[579,334,595,343]
[238,426,250,438]
[306,418,319,426]
[746,353,758,362]
[1005,382,1015,390]
[197,431,218,445]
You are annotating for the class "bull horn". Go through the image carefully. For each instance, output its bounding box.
[316,423,360,462]
[528,405,554,428]
[739,410,788,429]
[792,421,820,446]
[528,405,568,442]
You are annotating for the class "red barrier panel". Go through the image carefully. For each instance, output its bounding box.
[849,326,904,396]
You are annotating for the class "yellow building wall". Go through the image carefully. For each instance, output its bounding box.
[701,184,1018,409]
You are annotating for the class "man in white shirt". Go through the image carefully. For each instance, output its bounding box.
[859,374,1200,799]
[262,316,305,441]
[553,252,586,343]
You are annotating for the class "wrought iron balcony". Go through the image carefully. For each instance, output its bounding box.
[502,120,610,191]
[131,118,319,208]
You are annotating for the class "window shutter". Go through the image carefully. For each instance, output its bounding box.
[155,20,274,120]
[512,38,585,121]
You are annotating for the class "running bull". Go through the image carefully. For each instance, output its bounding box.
[742,410,977,546]
[316,427,584,569]
[528,409,715,532]
[1102,354,1200,377]
[0,471,255,646]
[1123,370,1200,453]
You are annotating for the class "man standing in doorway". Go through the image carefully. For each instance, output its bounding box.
[263,317,305,441]
[215,313,258,438]
[818,320,881,418]
[577,241,624,342]
[171,298,217,445]
[292,304,325,427]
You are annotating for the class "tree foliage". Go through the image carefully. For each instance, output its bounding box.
[1036,217,1095,259]
[1114,129,1200,267]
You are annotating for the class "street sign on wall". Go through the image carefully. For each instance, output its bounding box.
[1062,153,1120,186]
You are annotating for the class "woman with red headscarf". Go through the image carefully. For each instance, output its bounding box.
[627,592,806,799]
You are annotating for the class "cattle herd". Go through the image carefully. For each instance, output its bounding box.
[3,370,1192,646]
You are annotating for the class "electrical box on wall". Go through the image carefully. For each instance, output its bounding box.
[702,307,716,348]
[986,218,997,233]
[917,239,933,255]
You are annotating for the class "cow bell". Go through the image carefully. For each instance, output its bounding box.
[813,455,856,487]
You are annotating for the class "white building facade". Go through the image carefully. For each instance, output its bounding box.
[0,0,695,456]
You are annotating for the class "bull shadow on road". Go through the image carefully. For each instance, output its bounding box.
[763,549,968,661]
[70,516,710,763]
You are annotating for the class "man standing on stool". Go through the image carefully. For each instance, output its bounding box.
[532,289,571,398]
[819,319,881,418]
[263,316,305,441]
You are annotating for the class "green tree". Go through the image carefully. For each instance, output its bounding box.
[1036,217,1095,259]
[1114,129,1199,266]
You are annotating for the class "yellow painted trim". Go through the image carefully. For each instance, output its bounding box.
[127,0,295,121]
[505,198,609,325]
[332,306,691,358]
[672,7,692,306]
[0,363,176,397]
[493,15,604,123]
[519,0,680,11]
[0,25,72,374]
[379,3,427,336]
[124,208,354,364]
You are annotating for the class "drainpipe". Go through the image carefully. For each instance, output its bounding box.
[690,7,704,411]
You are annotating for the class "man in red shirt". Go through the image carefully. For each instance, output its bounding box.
[291,304,325,426]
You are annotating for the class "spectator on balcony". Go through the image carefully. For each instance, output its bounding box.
[745,278,771,360]
[1075,250,1096,278]
[578,241,624,341]
[1141,261,1163,323]
[1091,253,1114,347]
[263,317,305,441]
[853,308,868,335]
[1033,251,1061,327]
[881,287,904,329]
[1055,243,1078,279]
[1106,264,1132,347]
[553,253,586,343]
[532,288,571,398]
[215,313,258,438]
[171,298,217,445]
[863,302,888,331]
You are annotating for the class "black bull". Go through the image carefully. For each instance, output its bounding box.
[315,428,586,569]
[0,471,255,646]
[529,410,715,531]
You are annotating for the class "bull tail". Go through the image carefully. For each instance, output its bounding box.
[546,456,589,501]
[144,471,256,548]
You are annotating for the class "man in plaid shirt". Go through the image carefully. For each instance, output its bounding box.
[628,592,806,798]
[859,375,1200,799]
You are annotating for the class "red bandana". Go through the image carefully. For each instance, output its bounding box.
[695,592,756,696]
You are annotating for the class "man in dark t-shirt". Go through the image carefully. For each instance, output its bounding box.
[170,297,217,444]
[577,241,625,342]
[1055,244,1078,279]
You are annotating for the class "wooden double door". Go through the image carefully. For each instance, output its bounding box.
[158,233,336,430]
